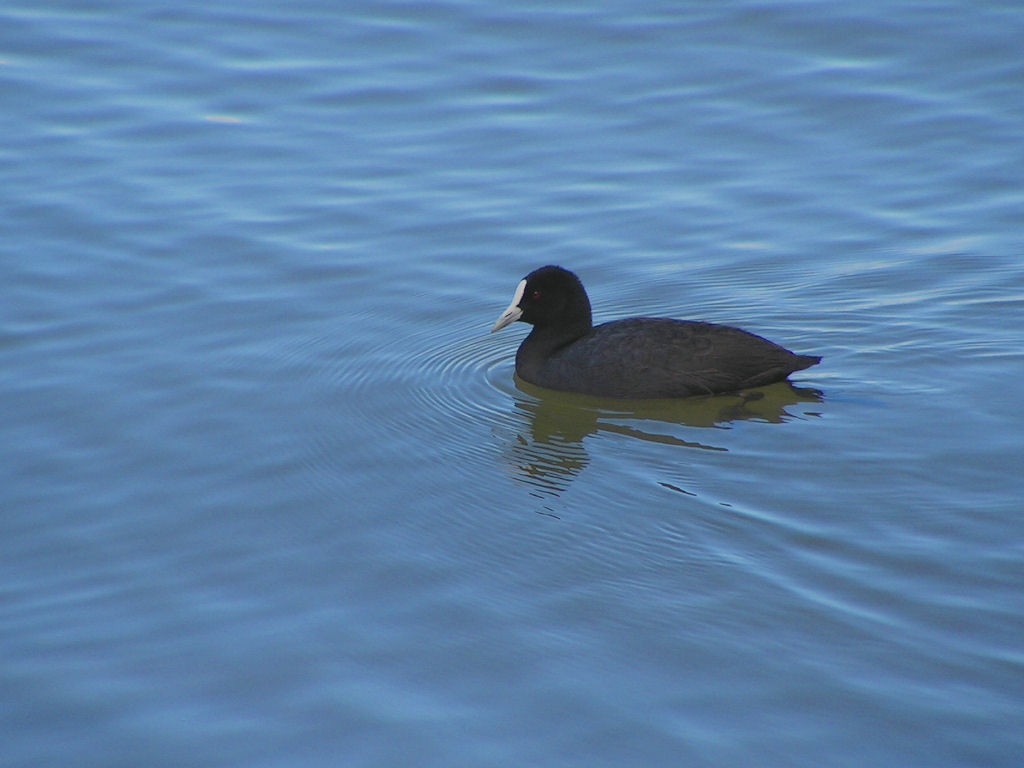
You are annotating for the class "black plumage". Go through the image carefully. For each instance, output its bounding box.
[492,265,820,399]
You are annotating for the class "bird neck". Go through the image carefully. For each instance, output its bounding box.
[517,320,590,375]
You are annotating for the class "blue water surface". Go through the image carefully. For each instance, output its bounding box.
[3,1,1023,766]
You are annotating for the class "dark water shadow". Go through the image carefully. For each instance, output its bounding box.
[504,379,823,500]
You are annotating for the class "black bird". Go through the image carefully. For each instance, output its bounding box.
[492,265,820,399]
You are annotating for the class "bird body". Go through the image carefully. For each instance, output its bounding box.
[493,266,820,399]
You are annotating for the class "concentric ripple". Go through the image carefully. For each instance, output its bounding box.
[282,310,526,498]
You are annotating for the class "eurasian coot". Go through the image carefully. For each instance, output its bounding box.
[491,265,820,399]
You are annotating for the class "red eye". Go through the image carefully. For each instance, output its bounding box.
[531,290,542,301]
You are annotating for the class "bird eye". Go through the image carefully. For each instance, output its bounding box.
[531,290,542,301]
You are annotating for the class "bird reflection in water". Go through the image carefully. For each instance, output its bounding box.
[504,379,823,500]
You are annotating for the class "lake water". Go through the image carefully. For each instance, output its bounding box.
[3,1,1023,766]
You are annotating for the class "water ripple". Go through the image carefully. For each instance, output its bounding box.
[287,309,519,495]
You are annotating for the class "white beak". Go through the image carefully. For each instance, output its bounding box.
[491,279,526,333]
